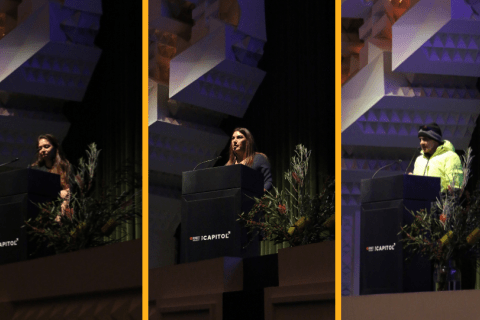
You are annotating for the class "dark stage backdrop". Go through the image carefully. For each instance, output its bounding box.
[468,79,480,192]
[467,79,480,290]
[220,1,336,196]
[62,1,142,240]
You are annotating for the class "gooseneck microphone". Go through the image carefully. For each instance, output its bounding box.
[371,159,402,179]
[404,147,421,174]
[193,156,222,171]
[0,158,19,167]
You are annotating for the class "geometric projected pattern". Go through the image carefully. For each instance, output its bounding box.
[342,0,480,296]
[0,1,102,172]
[358,0,409,41]
[0,1,101,101]
[0,93,70,169]
[149,82,229,174]
[341,157,405,174]
[341,18,364,85]
[393,0,480,77]
[149,119,229,175]
[0,0,22,40]
[341,209,355,296]
[422,35,480,63]
[169,0,266,118]
[342,52,480,135]
[149,182,181,275]
[169,24,266,118]
[347,109,479,149]
[341,181,362,208]
[149,30,177,86]
[0,11,15,40]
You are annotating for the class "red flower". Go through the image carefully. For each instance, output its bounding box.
[64,208,74,219]
[292,172,302,185]
[447,185,455,195]
[439,213,447,223]
[278,204,286,215]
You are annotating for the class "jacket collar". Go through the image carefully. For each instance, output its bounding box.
[421,140,455,158]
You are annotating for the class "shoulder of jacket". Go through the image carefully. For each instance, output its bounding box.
[444,150,461,160]
[254,153,268,161]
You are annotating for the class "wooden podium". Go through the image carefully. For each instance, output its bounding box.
[181,165,264,263]
[0,169,61,264]
[360,174,440,294]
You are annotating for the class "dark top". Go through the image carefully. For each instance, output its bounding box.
[252,154,273,191]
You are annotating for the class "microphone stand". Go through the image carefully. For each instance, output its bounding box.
[371,159,402,179]
[193,156,222,171]
[404,147,421,174]
[0,158,19,167]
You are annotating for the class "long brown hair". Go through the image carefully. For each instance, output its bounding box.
[32,134,70,174]
[226,127,257,166]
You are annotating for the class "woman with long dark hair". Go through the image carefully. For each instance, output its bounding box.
[31,134,73,218]
[225,128,272,192]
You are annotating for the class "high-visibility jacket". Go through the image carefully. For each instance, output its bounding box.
[412,140,463,191]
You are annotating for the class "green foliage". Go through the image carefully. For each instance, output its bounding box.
[400,148,480,265]
[25,143,141,254]
[238,144,335,247]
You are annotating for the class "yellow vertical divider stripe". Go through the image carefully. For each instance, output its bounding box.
[335,0,342,319]
[142,0,149,318]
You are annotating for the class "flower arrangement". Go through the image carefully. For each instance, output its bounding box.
[238,144,335,247]
[25,143,141,254]
[399,148,480,288]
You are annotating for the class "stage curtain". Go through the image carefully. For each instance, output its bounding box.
[62,2,142,242]
[466,78,480,290]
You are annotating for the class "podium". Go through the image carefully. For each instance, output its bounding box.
[0,169,61,264]
[360,174,440,295]
[181,165,264,263]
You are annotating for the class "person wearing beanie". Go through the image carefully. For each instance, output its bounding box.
[412,123,463,191]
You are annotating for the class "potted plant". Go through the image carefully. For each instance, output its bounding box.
[238,144,334,248]
[25,143,141,254]
[400,148,480,291]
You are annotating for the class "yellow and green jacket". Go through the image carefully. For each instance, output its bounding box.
[412,140,463,191]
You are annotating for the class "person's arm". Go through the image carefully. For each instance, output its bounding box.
[58,163,73,219]
[444,153,463,189]
[30,164,48,172]
[254,154,273,192]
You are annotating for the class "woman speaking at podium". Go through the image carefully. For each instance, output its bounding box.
[31,134,73,219]
[225,128,272,192]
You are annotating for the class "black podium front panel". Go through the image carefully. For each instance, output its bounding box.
[361,174,441,203]
[182,165,263,195]
[0,197,28,263]
[0,169,61,197]
[359,175,440,295]
[181,188,259,263]
[360,199,432,294]
[0,169,60,264]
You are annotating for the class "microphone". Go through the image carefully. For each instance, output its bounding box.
[193,156,222,171]
[404,147,421,174]
[372,159,402,179]
[0,158,19,167]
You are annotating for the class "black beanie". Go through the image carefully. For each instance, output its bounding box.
[418,123,443,143]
